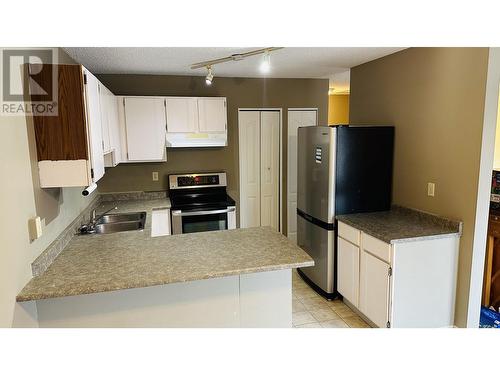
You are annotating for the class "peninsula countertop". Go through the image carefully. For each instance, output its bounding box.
[17,196,313,302]
[336,206,462,244]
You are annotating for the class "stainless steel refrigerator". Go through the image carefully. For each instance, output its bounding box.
[297,125,394,298]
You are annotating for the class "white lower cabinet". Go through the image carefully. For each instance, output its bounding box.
[337,237,360,308]
[337,220,459,328]
[359,250,391,328]
[151,208,171,237]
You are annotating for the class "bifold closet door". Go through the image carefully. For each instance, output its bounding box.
[260,112,280,231]
[239,111,280,231]
[239,111,261,228]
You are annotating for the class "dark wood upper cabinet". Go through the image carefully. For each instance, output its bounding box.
[30,64,89,161]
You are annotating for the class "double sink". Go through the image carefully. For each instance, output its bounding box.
[93,212,147,234]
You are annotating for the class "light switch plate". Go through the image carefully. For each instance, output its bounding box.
[427,182,435,197]
[152,172,159,181]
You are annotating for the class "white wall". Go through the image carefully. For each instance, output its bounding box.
[468,48,500,327]
[0,48,95,327]
[494,93,500,170]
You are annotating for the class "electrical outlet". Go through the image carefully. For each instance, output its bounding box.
[427,182,435,197]
[28,216,43,241]
[152,172,159,181]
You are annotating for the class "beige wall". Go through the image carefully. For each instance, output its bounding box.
[0,48,96,327]
[349,47,489,327]
[96,74,329,232]
[328,94,350,124]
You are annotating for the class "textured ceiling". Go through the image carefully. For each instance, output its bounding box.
[63,47,404,81]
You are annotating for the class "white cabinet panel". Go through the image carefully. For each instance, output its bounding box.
[165,97,198,133]
[198,98,227,132]
[99,84,111,153]
[124,97,166,161]
[83,69,105,182]
[338,237,360,307]
[99,84,121,166]
[105,94,121,166]
[359,250,390,328]
[338,222,360,246]
[239,270,292,328]
[362,232,392,263]
[151,208,171,237]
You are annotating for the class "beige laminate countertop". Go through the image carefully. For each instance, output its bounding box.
[17,198,313,302]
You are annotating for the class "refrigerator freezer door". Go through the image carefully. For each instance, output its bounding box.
[297,214,335,294]
[297,126,336,224]
[335,126,394,214]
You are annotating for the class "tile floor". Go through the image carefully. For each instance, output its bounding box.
[292,270,370,328]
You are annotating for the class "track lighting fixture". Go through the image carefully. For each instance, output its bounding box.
[191,47,282,70]
[205,66,213,85]
[260,50,271,73]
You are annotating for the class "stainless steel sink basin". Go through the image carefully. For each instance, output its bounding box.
[93,212,146,234]
[97,212,146,224]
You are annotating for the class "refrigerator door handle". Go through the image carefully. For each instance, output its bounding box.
[297,208,335,231]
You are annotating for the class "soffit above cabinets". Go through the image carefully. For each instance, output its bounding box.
[63,47,406,79]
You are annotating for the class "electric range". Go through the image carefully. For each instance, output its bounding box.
[169,172,236,235]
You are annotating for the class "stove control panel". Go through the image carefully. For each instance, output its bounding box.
[169,172,227,189]
[178,175,219,187]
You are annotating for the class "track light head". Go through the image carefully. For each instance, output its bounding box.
[205,66,213,85]
[260,51,271,74]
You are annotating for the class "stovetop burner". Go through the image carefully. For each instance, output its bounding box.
[169,172,235,211]
[170,189,235,211]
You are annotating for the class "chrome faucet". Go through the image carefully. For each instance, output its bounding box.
[78,206,117,234]
[91,206,118,226]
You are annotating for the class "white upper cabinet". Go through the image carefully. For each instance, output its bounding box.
[83,68,105,183]
[165,96,227,147]
[99,85,111,154]
[198,97,227,133]
[106,94,121,166]
[165,97,198,133]
[99,84,121,166]
[99,83,118,154]
[123,97,167,161]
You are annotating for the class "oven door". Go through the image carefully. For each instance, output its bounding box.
[171,207,236,235]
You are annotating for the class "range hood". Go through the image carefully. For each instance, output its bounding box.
[166,132,227,148]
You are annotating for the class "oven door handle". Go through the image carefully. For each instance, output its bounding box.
[171,207,236,217]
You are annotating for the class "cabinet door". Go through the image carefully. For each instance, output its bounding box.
[83,69,105,182]
[101,85,121,166]
[198,98,227,132]
[107,91,121,164]
[165,97,198,133]
[124,97,166,161]
[151,208,171,237]
[359,250,391,328]
[99,83,112,153]
[338,237,360,307]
